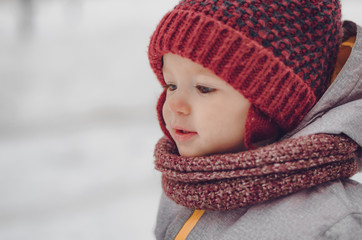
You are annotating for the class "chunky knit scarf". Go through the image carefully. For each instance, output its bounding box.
[155,134,359,211]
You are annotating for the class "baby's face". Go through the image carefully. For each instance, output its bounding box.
[162,53,251,157]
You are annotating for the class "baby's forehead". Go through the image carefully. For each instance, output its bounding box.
[163,53,217,75]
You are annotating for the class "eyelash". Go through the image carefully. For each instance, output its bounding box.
[163,84,177,91]
[196,85,215,94]
[163,84,215,94]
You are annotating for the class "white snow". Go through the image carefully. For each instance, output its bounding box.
[0,0,361,239]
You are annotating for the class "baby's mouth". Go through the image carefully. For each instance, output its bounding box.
[172,128,197,141]
[176,129,194,134]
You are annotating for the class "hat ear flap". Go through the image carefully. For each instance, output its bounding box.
[244,106,282,149]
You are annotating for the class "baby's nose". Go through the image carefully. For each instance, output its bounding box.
[168,95,191,115]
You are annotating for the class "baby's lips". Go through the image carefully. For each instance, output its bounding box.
[176,129,191,134]
[173,127,197,135]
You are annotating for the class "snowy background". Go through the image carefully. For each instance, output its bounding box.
[0,0,361,239]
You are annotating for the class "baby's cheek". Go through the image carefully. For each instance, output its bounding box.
[162,103,170,125]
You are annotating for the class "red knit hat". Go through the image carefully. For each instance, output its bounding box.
[149,0,342,148]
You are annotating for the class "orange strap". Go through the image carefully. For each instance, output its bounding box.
[331,36,356,83]
[174,210,205,240]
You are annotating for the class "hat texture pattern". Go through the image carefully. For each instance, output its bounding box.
[149,0,342,142]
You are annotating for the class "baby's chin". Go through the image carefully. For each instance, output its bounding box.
[177,146,213,157]
[177,144,245,157]
[177,148,205,157]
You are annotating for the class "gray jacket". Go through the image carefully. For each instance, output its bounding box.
[154,23,362,240]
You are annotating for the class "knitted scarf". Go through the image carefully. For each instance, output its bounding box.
[155,134,359,211]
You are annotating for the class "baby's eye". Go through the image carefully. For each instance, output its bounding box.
[163,83,177,91]
[196,85,215,94]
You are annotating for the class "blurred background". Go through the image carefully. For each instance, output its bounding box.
[0,0,361,239]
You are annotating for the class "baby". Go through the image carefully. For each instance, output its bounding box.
[148,0,362,239]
